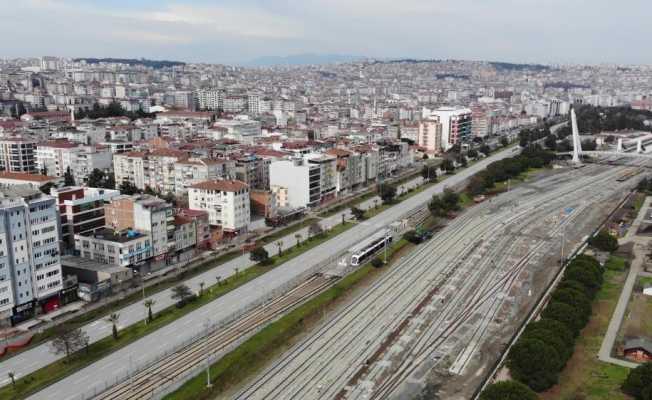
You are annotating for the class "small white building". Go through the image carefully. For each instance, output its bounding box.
[188,180,250,233]
[644,286,652,297]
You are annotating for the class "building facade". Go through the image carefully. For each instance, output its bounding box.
[188,180,250,233]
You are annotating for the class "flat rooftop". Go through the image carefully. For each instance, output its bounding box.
[79,228,147,243]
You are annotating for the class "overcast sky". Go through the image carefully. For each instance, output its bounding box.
[1,0,649,65]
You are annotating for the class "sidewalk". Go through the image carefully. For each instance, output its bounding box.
[598,196,650,369]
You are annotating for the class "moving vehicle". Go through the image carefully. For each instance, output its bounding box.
[349,229,393,266]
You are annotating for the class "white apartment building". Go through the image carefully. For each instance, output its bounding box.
[418,117,443,155]
[134,197,175,260]
[195,89,224,111]
[430,107,473,151]
[36,140,112,184]
[0,137,37,173]
[173,158,236,195]
[113,149,187,194]
[0,187,63,326]
[188,180,250,233]
[214,117,262,144]
[269,155,337,209]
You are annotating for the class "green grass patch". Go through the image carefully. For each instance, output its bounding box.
[165,239,412,400]
[0,222,356,400]
[605,255,628,272]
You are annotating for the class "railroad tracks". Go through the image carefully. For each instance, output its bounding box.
[92,274,337,400]
[236,165,636,400]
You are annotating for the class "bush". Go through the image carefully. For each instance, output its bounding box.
[588,230,619,252]
[508,338,561,391]
[403,230,420,244]
[622,362,652,399]
[371,258,384,268]
[479,380,538,400]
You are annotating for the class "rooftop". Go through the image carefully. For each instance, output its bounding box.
[79,228,148,243]
[189,179,248,192]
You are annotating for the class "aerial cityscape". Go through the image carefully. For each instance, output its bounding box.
[0,1,652,400]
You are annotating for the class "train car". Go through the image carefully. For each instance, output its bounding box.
[349,229,393,266]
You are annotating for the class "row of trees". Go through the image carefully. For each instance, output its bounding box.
[75,101,155,121]
[467,145,555,196]
[506,255,605,392]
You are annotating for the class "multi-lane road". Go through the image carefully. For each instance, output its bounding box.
[21,148,518,400]
[236,164,637,400]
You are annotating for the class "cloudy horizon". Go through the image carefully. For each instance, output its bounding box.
[1,0,650,66]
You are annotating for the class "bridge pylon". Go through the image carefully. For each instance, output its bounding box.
[571,108,583,164]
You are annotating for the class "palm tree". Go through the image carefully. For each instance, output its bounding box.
[373,199,379,209]
[144,299,155,323]
[234,267,239,278]
[199,281,205,296]
[215,275,221,286]
[7,371,15,388]
[106,313,120,340]
[294,233,302,247]
[276,240,283,256]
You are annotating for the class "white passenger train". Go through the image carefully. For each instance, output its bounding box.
[348,229,393,266]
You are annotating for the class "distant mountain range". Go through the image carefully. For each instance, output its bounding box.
[242,53,365,67]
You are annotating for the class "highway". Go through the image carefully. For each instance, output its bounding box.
[23,148,518,400]
[236,164,637,400]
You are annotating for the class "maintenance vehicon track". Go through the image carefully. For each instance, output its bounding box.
[235,164,638,400]
[91,274,337,400]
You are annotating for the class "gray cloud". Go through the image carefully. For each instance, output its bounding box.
[0,0,650,64]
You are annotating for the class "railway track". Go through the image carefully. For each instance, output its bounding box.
[93,274,337,400]
[236,165,636,400]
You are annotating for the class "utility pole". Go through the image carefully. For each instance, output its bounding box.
[560,225,565,266]
[384,234,388,264]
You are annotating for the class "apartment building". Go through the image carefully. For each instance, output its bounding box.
[104,195,175,261]
[325,148,365,194]
[418,116,443,155]
[0,187,63,326]
[234,155,270,190]
[51,186,120,250]
[430,107,473,150]
[269,155,337,209]
[177,208,211,249]
[0,137,37,173]
[113,149,187,194]
[173,158,236,195]
[188,180,250,233]
[75,228,152,268]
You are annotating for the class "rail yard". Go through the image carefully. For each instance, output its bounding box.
[234,162,642,400]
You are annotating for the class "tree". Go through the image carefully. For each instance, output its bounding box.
[479,144,491,156]
[50,326,90,360]
[379,184,397,204]
[250,247,270,264]
[351,206,366,220]
[479,380,538,400]
[404,230,421,244]
[86,168,106,188]
[421,165,438,182]
[551,288,592,324]
[119,180,140,195]
[467,149,479,159]
[199,281,205,297]
[441,158,455,174]
[622,362,652,399]
[171,284,194,307]
[144,299,155,323]
[544,134,558,150]
[428,195,449,218]
[588,230,619,252]
[500,137,510,147]
[442,189,461,212]
[64,166,75,186]
[371,257,384,268]
[524,318,574,348]
[294,233,302,246]
[104,173,116,189]
[39,181,56,195]
[7,371,15,388]
[144,186,158,196]
[276,240,284,256]
[467,175,487,196]
[507,338,561,391]
[106,313,120,340]
[308,222,323,238]
[542,301,585,336]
